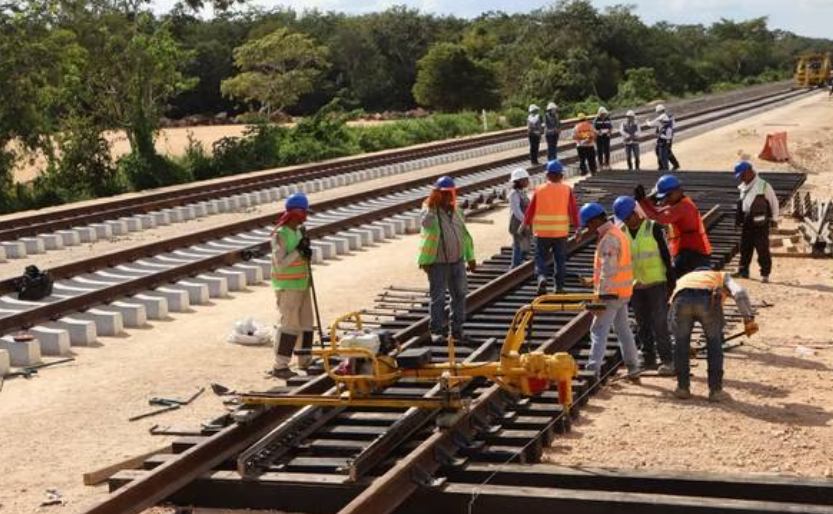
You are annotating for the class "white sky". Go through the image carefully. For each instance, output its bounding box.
[153,0,832,39]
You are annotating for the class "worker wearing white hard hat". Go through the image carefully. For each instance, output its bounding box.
[646,103,680,171]
[593,106,613,170]
[508,168,532,267]
[544,102,561,162]
[620,109,642,170]
[527,105,543,166]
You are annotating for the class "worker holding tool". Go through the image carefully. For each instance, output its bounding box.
[670,268,758,402]
[613,196,675,374]
[732,160,779,283]
[270,193,315,379]
[579,202,641,383]
[635,174,712,278]
[521,160,579,295]
[419,176,476,343]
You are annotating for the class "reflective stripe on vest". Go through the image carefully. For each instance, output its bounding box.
[271,225,310,290]
[575,121,595,146]
[671,270,725,302]
[666,197,712,257]
[593,225,634,300]
[625,220,666,286]
[531,183,571,238]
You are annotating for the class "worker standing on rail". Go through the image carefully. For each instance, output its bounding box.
[613,196,675,374]
[670,268,758,402]
[647,104,680,171]
[544,102,561,162]
[508,168,532,268]
[522,160,579,295]
[733,161,779,283]
[620,110,642,170]
[635,174,712,278]
[419,176,476,343]
[527,104,543,166]
[270,193,315,379]
[579,202,641,382]
[593,106,613,170]
[572,113,598,176]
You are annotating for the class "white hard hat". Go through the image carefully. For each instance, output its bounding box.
[510,168,530,182]
[655,104,666,113]
[626,110,635,117]
[598,106,608,115]
[528,104,539,113]
[547,102,557,110]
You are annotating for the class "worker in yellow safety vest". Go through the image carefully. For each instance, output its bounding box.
[269,193,315,379]
[418,176,476,343]
[579,202,641,383]
[670,268,758,402]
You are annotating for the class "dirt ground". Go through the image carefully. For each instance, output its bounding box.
[1,92,833,514]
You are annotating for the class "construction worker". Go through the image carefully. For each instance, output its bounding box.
[733,160,779,283]
[527,104,543,165]
[613,196,674,374]
[647,104,680,171]
[419,176,476,343]
[508,168,532,268]
[579,202,641,382]
[270,193,315,379]
[620,110,641,170]
[670,268,758,402]
[572,113,598,176]
[544,102,561,161]
[521,160,579,294]
[593,106,613,170]
[635,174,712,278]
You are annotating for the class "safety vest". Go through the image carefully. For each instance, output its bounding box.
[625,220,666,286]
[417,205,475,266]
[574,121,595,147]
[594,225,634,300]
[666,197,712,257]
[671,270,726,303]
[271,225,310,290]
[531,183,571,238]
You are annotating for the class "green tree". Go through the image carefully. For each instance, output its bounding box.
[615,67,660,104]
[221,27,330,116]
[413,43,500,112]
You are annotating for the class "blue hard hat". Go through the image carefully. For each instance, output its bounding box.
[613,196,636,222]
[579,202,606,228]
[285,193,309,211]
[546,160,564,174]
[435,176,456,190]
[734,160,753,178]
[655,174,681,199]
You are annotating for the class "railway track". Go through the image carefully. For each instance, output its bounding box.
[86,170,830,514]
[0,86,813,359]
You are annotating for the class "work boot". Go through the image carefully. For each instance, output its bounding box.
[709,389,732,403]
[431,333,447,344]
[731,270,749,279]
[761,276,770,284]
[641,353,658,370]
[624,367,642,384]
[673,388,691,399]
[267,367,296,379]
[657,362,676,376]
[536,277,548,296]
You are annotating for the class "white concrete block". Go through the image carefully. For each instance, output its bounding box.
[106,220,129,236]
[1,241,27,258]
[305,180,321,193]
[0,349,9,376]
[0,245,5,262]
[163,208,182,224]
[122,217,144,232]
[238,195,252,209]
[192,274,229,298]
[151,211,171,226]
[171,281,210,305]
[137,214,157,229]
[361,224,386,242]
[322,236,350,255]
[145,288,190,312]
[75,226,98,243]
[249,258,273,278]
[214,269,247,291]
[346,228,374,246]
[89,223,113,240]
[38,233,64,251]
[245,192,260,205]
[0,336,42,366]
[337,231,362,251]
[129,294,169,320]
[256,190,272,203]
[233,263,265,284]
[372,221,397,239]
[176,205,195,221]
[311,241,336,260]
[278,185,291,198]
[49,318,97,346]
[28,327,71,356]
[193,202,209,217]
[227,196,241,211]
[19,237,45,254]
[383,217,407,235]
[102,301,147,327]
[76,309,124,336]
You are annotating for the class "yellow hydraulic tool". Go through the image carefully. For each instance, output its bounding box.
[240,294,610,411]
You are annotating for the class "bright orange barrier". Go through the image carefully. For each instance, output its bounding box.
[759,131,790,162]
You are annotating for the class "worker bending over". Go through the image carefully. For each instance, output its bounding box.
[670,268,758,402]
[572,113,598,176]
[636,174,712,277]
[733,160,779,283]
[270,193,315,379]
[579,203,641,383]
[522,160,579,294]
[419,176,476,343]
[613,196,675,374]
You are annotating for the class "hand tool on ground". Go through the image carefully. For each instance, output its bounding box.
[2,357,76,380]
[210,382,236,396]
[148,387,205,407]
[128,404,180,422]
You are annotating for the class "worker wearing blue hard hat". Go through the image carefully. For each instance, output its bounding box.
[732,160,779,282]
[270,192,315,379]
[634,174,711,278]
[613,196,675,374]
[579,202,641,383]
[520,160,579,294]
[418,175,476,344]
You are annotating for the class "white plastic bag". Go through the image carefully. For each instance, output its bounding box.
[226,317,273,346]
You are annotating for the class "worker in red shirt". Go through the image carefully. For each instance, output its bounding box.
[635,174,711,278]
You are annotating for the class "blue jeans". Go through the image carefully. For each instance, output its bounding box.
[534,237,567,290]
[656,140,670,170]
[545,133,559,161]
[588,299,640,376]
[670,289,724,391]
[426,260,468,339]
[511,242,528,268]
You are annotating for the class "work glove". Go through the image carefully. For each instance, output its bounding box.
[517,224,531,237]
[634,184,646,202]
[744,318,759,337]
[467,260,477,272]
[297,237,313,260]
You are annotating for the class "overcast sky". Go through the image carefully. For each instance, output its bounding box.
[153,0,832,39]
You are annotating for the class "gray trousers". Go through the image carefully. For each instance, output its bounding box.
[630,283,673,365]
